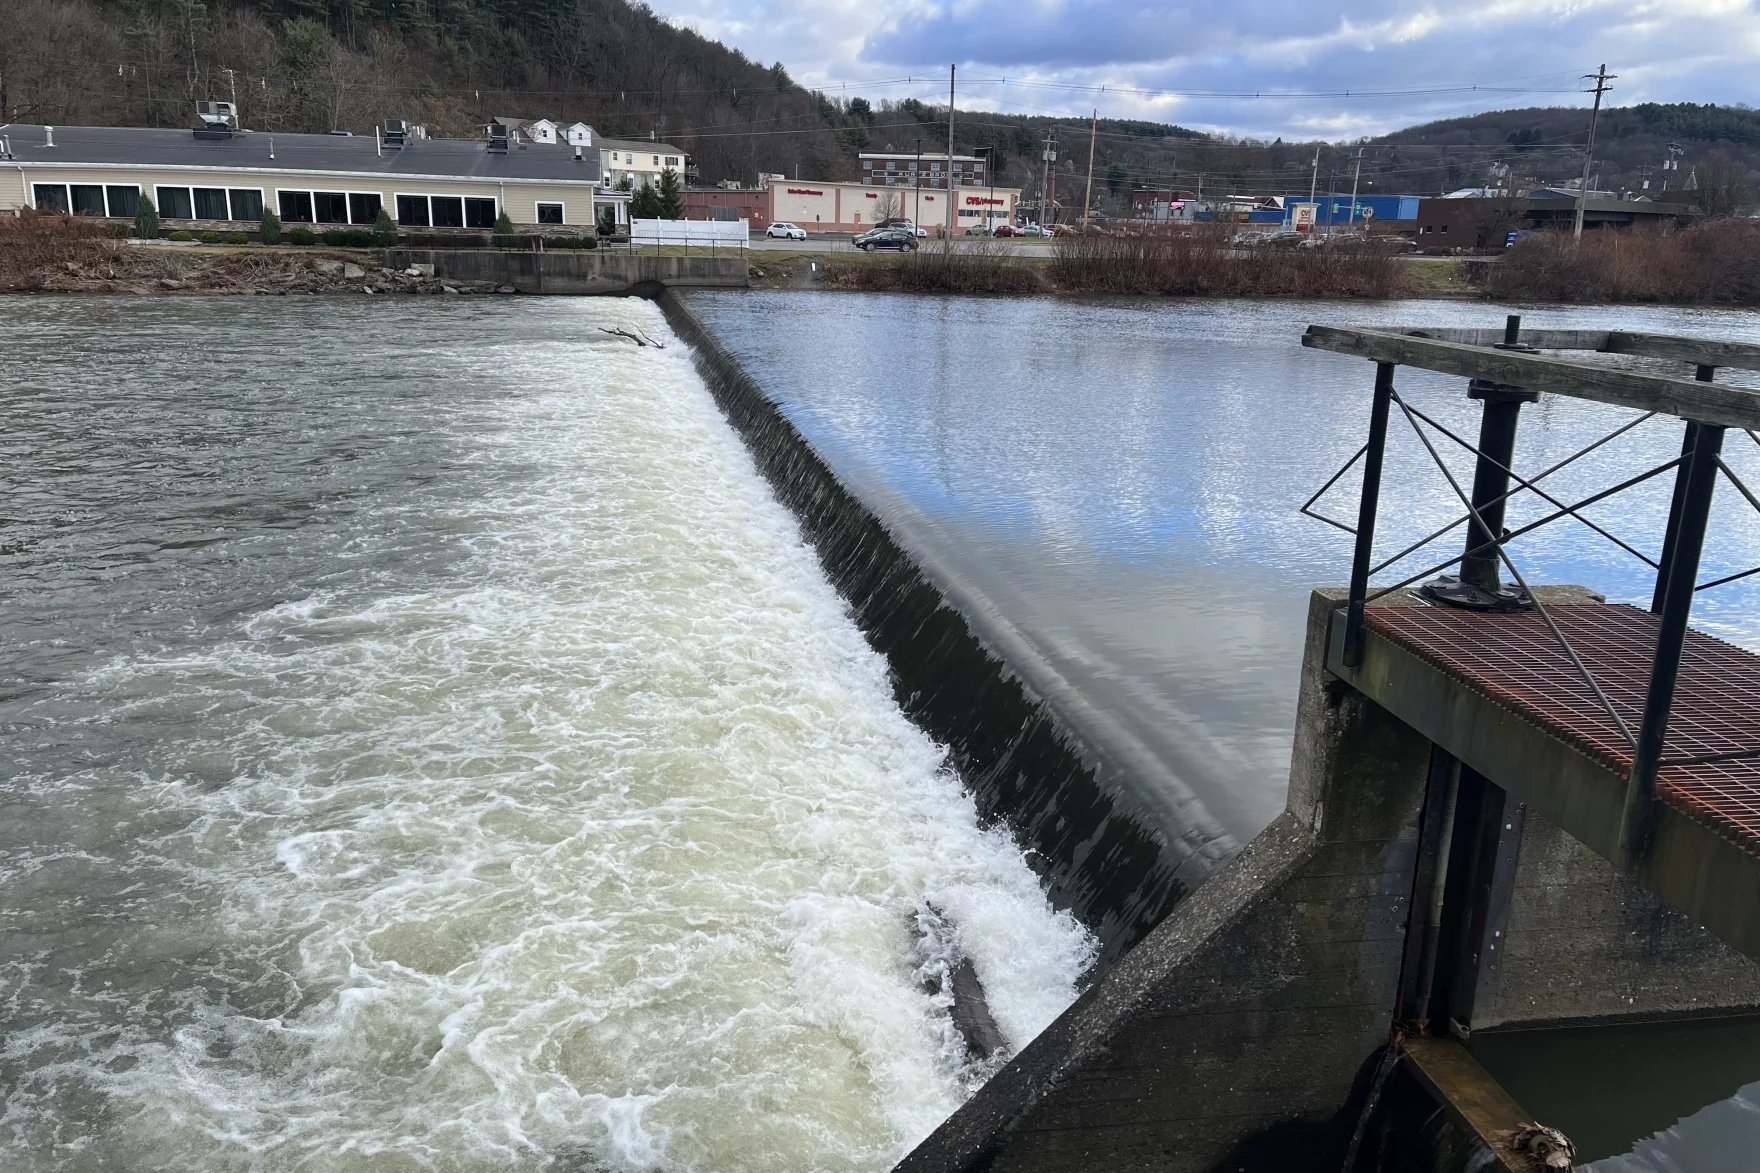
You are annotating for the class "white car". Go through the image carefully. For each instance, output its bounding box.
[766,222,807,241]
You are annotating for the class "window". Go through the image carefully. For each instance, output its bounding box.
[652,155,660,166]
[430,196,464,228]
[313,192,349,224]
[32,183,69,212]
[105,185,140,218]
[156,186,193,219]
[396,195,430,226]
[193,187,230,219]
[536,202,564,225]
[279,191,314,223]
[886,160,897,171]
[347,192,381,224]
[228,189,264,221]
[70,185,107,216]
[464,198,496,229]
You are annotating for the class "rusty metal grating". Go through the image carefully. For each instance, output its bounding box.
[1365,604,1760,854]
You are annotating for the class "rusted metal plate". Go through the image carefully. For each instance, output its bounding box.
[1364,604,1760,856]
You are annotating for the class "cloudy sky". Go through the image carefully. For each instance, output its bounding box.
[644,0,1759,139]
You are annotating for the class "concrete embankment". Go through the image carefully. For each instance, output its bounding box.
[392,248,746,295]
[658,289,1225,967]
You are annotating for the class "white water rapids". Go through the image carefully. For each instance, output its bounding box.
[0,297,1091,1171]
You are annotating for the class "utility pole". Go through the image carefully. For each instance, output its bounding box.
[1574,64,1615,239]
[1663,141,1682,192]
[945,63,956,247]
[1081,108,1098,230]
[1347,146,1364,233]
[1041,130,1057,228]
[915,137,922,226]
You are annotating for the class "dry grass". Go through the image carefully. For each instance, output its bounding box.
[0,210,120,290]
[1049,224,1414,299]
[823,244,1044,294]
[1484,220,1760,304]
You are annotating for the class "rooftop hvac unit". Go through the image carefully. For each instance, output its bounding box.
[488,124,510,154]
[194,100,238,139]
[383,119,408,148]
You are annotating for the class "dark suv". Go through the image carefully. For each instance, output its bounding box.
[853,226,919,252]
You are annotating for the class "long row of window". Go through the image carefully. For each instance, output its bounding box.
[33,182,263,221]
[392,194,499,229]
[30,182,510,227]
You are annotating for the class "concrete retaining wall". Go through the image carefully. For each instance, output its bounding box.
[388,248,747,295]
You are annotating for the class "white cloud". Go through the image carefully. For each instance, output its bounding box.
[641,0,1760,139]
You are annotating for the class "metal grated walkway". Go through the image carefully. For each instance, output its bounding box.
[1365,604,1760,855]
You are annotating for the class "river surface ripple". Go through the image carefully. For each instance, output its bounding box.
[0,295,1092,1172]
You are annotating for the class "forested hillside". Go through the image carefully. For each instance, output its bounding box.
[0,0,858,181]
[0,0,1754,209]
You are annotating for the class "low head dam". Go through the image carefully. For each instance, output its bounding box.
[662,295,1760,1173]
[390,247,748,295]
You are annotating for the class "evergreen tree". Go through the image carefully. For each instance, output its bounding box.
[657,168,684,219]
[133,195,159,240]
[492,210,517,247]
[372,207,398,246]
[629,181,662,220]
[260,209,282,245]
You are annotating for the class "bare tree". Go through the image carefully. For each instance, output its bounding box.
[873,190,902,222]
[1695,151,1749,218]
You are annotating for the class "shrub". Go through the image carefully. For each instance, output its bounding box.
[260,210,282,245]
[372,207,398,247]
[546,235,598,250]
[492,211,517,248]
[289,227,316,246]
[225,231,248,245]
[133,195,160,240]
[199,230,222,243]
[0,209,116,291]
[1047,224,1411,298]
[168,230,193,241]
[321,227,372,247]
[1483,222,1760,304]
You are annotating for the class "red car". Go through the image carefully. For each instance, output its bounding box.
[991,224,1022,238]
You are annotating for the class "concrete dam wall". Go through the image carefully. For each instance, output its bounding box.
[658,290,1211,967]
[390,248,747,295]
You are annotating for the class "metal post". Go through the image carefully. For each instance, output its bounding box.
[1652,366,1717,613]
[1622,419,1726,856]
[1343,361,1395,668]
[1427,315,1538,610]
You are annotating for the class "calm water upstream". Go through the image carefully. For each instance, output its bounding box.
[0,296,1092,1172]
[685,289,1760,1170]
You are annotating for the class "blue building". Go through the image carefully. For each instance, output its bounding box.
[1283,193,1421,229]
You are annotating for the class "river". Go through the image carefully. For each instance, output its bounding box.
[0,295,1092,1172]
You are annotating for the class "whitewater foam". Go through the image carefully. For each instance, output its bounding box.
[0,297,1091,1172]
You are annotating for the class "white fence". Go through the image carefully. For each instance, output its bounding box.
[629,218,749,247]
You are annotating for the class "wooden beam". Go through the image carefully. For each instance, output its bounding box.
[1303,326,1760,429]
[1383,327,1760,372]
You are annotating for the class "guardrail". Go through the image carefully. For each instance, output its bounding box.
[1301,315,1760,858]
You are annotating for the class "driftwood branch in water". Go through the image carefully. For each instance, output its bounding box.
[599,327,666,348]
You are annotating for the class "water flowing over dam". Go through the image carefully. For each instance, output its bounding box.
[0,296,1091,1171]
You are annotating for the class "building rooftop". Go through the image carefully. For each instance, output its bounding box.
[0,122,604,184]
